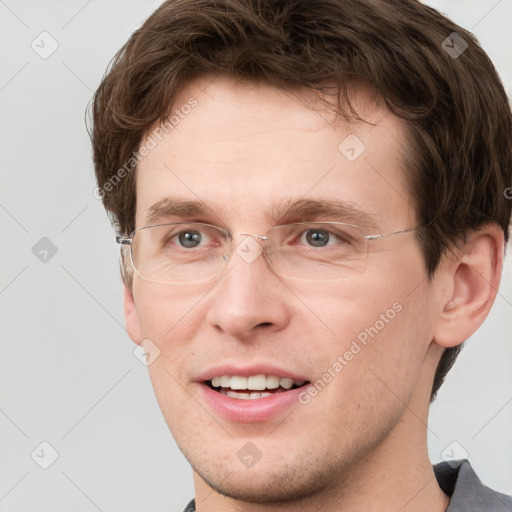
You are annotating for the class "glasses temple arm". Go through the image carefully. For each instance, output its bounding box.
[364,227,418,241]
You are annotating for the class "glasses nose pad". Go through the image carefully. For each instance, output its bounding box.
[260,237,277,270]
[263,238,274,256]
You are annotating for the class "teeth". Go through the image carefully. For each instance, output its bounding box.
[223,390,273,399]
[247,375,266,390]
[266,375,280,389]
[220,375,231,387]
[280,377,294,390]
[230,376,247,390]
[210,374,306,391]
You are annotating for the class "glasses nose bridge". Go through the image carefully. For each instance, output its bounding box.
[231,232,273,263]
[235,231,271,252]
[236,232,269,242]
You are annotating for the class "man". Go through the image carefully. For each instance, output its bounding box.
[90,0,512,510]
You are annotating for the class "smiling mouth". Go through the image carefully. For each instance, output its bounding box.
[205,374,310,400]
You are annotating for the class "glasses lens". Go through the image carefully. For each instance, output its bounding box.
[130,222,368,284]
[131,223,228,283]
[267,222,368,280]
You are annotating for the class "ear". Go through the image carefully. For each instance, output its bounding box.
[433,225,504,348]
[123,284,143,346]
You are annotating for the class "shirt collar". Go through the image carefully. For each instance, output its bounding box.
[433,459,512,511]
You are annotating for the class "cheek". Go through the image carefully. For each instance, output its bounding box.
[292,260,430,399]
[146,364,208,443]
[287,267,417,345]
[294,295,429,448]
[134,288,201,434]
[132,282,204,343]
[132,281,211,380]
[132,284,201,406]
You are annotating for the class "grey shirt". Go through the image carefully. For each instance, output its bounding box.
[182,460,512,511]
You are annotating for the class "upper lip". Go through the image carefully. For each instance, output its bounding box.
[195,364,310,383]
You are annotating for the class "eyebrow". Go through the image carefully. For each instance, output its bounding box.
[144,196,379,229]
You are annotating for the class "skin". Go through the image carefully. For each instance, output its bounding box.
[123,75,503,512]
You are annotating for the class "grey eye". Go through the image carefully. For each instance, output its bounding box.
[304,229,330,247]
[177,230,202,248]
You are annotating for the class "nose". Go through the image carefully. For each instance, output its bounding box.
[205,234,289,340]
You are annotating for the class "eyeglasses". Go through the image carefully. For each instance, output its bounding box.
[116,221,419,284]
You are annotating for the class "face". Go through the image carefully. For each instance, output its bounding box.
[126,76,439,502]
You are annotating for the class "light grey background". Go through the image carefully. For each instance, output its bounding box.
[0,1,511,511]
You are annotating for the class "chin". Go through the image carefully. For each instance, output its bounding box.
[191,459,331,504]
[178,434,369,505]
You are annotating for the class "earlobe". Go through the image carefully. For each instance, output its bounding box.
[123,284,143,345]
[433,226,504,349]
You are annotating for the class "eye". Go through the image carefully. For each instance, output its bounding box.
[299,227,351,248]
[164,224,223,250]
[173,229,204,248]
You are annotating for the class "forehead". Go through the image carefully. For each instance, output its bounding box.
[135,76,416,230]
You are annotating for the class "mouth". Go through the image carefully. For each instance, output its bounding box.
[196,366,312,422]
[205,374,310,400]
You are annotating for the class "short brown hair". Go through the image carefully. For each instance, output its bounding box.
[89,0,512,401]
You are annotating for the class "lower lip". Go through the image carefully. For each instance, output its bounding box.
[197,383,306,423]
